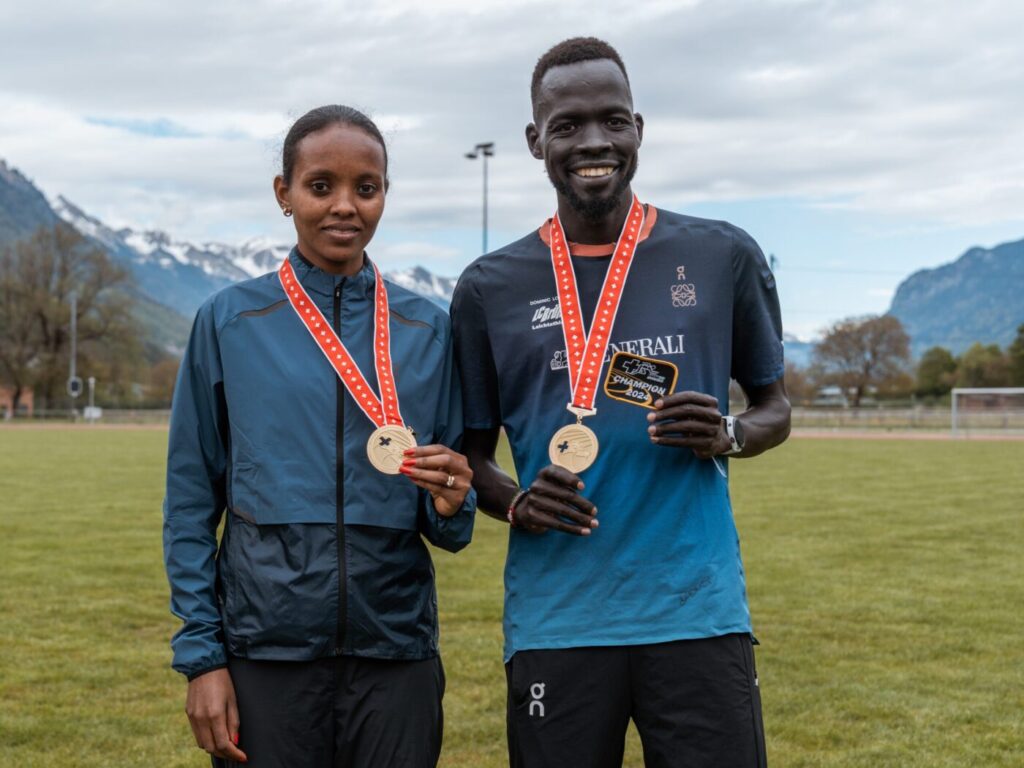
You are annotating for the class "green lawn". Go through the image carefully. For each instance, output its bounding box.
[0,428,1021,766]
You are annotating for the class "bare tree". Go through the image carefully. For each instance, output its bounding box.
[812,315,911,407]
[0,225,139,412]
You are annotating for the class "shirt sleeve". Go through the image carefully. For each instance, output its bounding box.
[730,227,785,389]
[418,317,476,553]
[450,264,502,430]
[162,299,229,679]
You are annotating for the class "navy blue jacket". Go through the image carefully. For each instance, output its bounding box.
[163,251,475,680]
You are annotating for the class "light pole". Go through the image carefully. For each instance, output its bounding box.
[465,142,495,254]
[67,292,83,408]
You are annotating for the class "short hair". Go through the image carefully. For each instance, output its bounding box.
[530,37,630,107]
[281,105,388,185]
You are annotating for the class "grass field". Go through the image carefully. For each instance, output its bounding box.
[1,428,1021,767]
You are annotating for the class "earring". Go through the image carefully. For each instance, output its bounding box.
[282,207,292,217]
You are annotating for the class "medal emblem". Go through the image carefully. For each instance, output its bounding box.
[367,425,417,475]
[548,423,599,473]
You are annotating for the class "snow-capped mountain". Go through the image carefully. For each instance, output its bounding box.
[53,196,290,283]
[52,194,456,315]
[2,157,460,354]
[386,266,457,306]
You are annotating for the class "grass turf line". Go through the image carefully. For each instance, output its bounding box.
[0,429,1021,766]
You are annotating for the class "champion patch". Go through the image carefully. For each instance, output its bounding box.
[603,351,678,409]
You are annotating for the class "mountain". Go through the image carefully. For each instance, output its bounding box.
[888,237,1024,356]
[386,265,457,306]
[52,196,290,320]
[0,160,60,241]
[0,158,459,357]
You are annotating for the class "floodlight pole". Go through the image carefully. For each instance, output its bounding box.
[70,292,77,386]
[465,142,495,254]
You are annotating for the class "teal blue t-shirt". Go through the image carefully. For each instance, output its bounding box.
[451,208,784,661]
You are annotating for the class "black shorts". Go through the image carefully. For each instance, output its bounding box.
[506,634,766,768]
[213,654,444,768]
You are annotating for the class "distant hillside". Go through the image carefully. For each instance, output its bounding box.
[888,237,1024,355]
[0,158,459,357]
[0,160,59,240]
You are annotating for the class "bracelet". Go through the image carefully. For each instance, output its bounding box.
[507,489,529,528]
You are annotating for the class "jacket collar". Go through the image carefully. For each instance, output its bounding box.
[287,247,376,300]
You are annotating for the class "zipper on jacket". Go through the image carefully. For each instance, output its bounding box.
[333,282,347,654]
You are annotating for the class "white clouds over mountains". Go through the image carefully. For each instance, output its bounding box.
[1,0,1022,261]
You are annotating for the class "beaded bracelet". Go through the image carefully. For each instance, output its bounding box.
[507,489,530,528]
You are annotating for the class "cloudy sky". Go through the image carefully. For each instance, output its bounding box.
[2,0,1023,339]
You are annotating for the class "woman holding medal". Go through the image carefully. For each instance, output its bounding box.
[163,105,475,768]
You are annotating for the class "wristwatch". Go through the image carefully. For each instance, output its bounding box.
[722,415,745,455]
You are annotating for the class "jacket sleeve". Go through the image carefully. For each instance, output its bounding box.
[419,319,476,553]
[163,300,230,679]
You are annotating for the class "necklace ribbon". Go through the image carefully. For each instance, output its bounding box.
[278,257,404,429]
[549,194,646,416]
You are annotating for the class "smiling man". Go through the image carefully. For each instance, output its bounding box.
[451,38,791,767]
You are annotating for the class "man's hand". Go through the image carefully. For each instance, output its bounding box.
[185,668,248,763]
[646,391,730,459]
[513,464,599,535]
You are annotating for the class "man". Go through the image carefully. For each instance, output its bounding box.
[451,37,790,767]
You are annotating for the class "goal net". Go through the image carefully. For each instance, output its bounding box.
[951,388,1024,437]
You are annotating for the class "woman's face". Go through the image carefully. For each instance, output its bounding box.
[274,122,387,276]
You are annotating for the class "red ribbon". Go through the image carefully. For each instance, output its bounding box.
[549,195,646,413]
[278,258,404,429]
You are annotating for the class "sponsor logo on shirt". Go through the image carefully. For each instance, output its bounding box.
[672,265,697,308]
[530,296,563,330]
[549,334,685,370]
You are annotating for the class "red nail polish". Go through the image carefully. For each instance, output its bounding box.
[403,448,416,456]
[401,459,416,467]
[399,467,410,474]
[232,733,239,745]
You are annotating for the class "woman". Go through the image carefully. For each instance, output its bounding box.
[163,106,475,768]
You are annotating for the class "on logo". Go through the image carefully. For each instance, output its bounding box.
[528,682,546,717]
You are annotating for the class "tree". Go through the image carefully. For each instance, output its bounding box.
[1007,324,1024,386]
[915,346,958,398]
[811,314,911,407]
[0,225,140,412]
[783,361,814,406]
[956,342,1009,388]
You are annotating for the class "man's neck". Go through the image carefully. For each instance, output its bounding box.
[555,188,634,245]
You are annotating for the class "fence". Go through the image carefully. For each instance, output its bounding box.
[6,407,1024,435]
[790,406,1024,433]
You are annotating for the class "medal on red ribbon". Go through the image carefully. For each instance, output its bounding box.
[278,257,415,474]
[547,195,646,473]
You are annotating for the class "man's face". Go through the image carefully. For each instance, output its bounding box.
[527,59,643,222]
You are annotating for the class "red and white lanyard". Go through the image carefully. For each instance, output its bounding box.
[549,195,646,415]
[278,257,405,429]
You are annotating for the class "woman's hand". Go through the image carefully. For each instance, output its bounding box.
[185,667,248,763]
[399,445,474,517]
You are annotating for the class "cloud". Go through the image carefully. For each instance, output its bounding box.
[2,0,1023,250]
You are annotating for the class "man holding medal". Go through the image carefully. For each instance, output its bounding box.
[451,38,790,767]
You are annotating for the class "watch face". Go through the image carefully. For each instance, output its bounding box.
[732,418,745,449]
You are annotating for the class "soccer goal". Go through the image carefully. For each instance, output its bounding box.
[951,388,1024,438]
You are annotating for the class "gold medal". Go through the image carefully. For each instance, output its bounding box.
[367,425,417,475]
[548,422,599,473]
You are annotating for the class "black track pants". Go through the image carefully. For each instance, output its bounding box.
[506,634,766,768]
[213,654,444,768]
